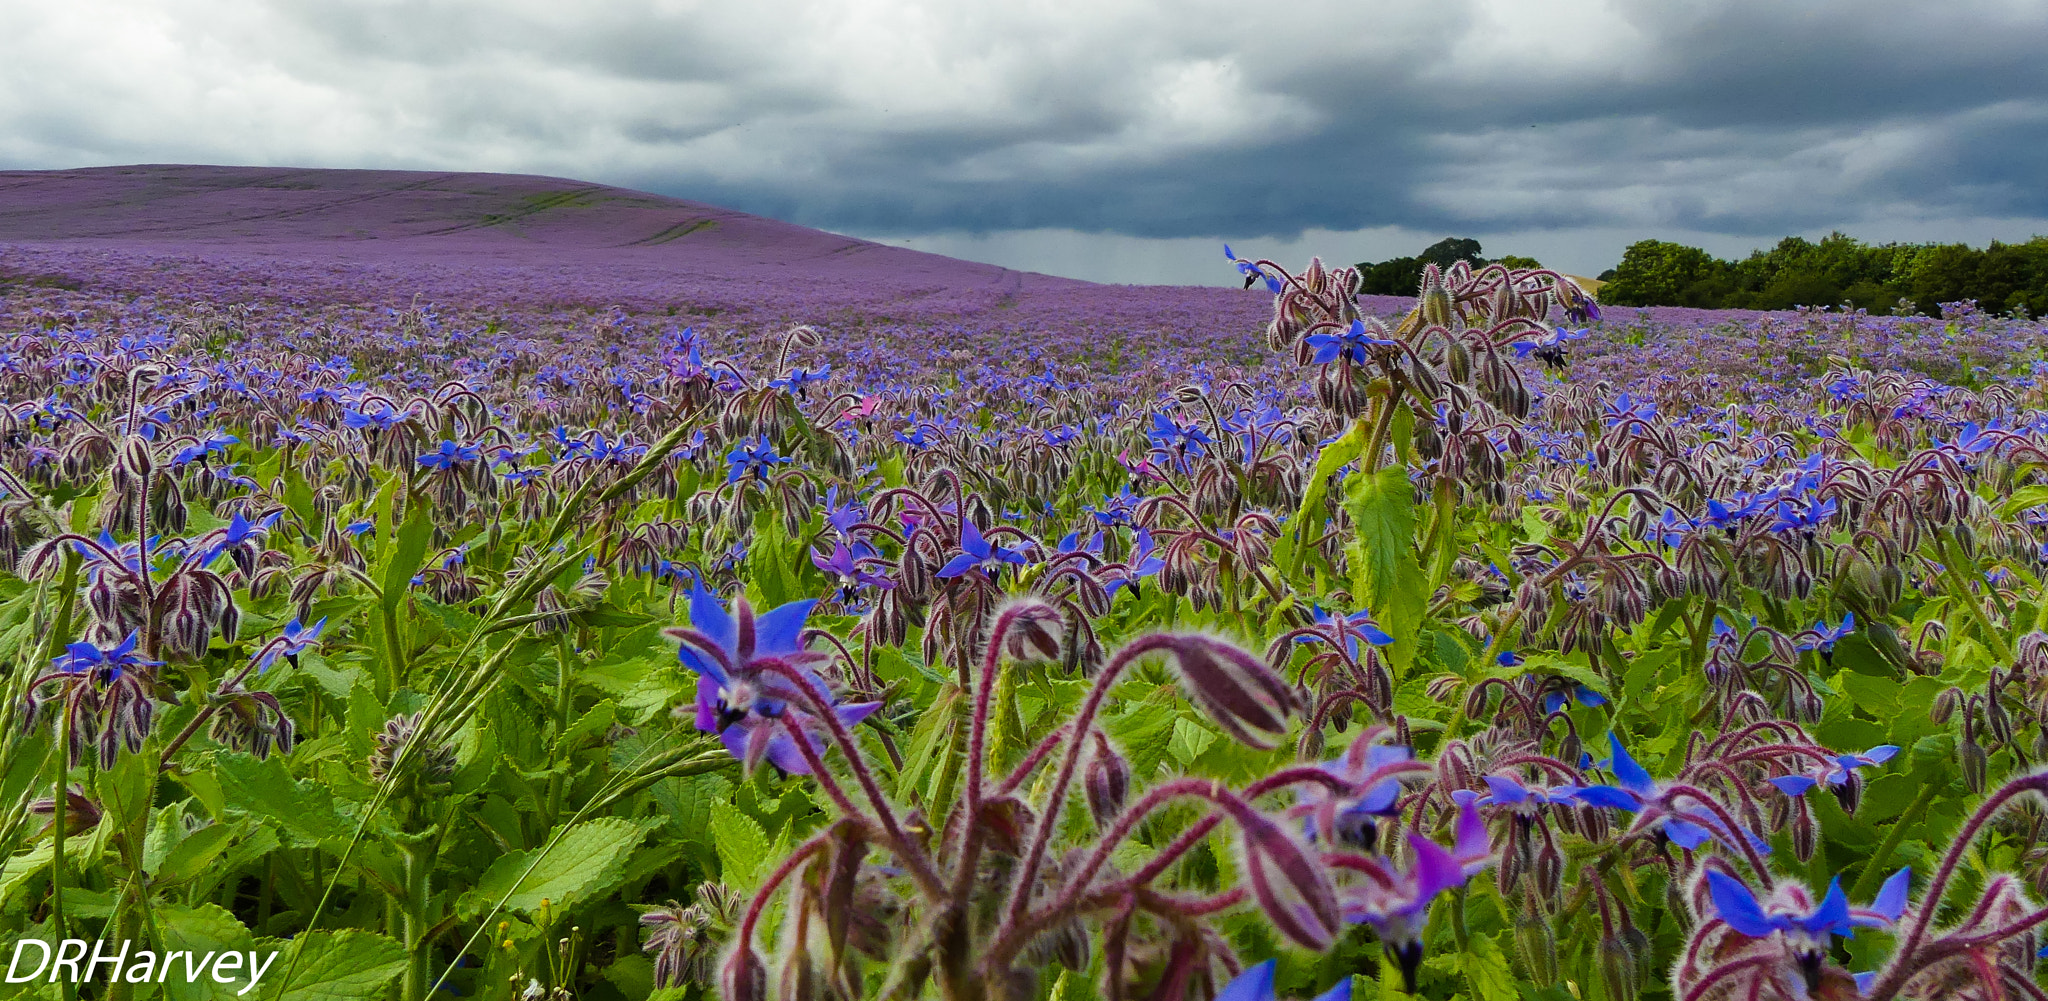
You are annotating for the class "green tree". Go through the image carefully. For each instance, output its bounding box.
[1599,240,1727,306]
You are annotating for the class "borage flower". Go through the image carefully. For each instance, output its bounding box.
[1704,867,1909,991]
[936,520,1028,580]
[811,542,893,608]
[1575,733,1768,854]
[1336,810,1492,991]
[1305,318,1400,366]
[417,440,482,470]
[665,583,877,775]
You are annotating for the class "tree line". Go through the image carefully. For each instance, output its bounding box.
[1354,233,2048,317]
[1596,233,2048,316]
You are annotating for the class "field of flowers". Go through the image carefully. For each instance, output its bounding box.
[6,207,2048,1001]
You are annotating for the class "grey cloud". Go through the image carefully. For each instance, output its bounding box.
[3,0,2046,283]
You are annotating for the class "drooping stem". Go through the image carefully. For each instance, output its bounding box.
[1003,635,1177,929]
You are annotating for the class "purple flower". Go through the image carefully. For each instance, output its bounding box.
[1341,819,1491,991]
[1104,528,1163,596]
[1573,733,1768,854]
[725,436,790,483]
[935,520,1028,579]
[1299,605,1394,660]
[667,583,877,774]
[1478,774,1583,816]
[341,403,406,431]
[1706,868,1910,990]
[1542,682,1609,715]
[1305,318,1399,366]
[255,617,326,673]
[1146,412,1212,454]
[811,542,894,597]
[1288,741,1416,849]
[52,632,161,682]
[1768,745,1898,798]
[418,440,482,470]
[1795,613,1855,656]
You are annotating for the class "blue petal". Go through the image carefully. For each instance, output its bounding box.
[1408,831,1466,902]
[959,518,990,558]
[1869,868,1910,925]
[1542,692,1566,715]
[752,600,816,656]
[1770,775,1818,797]
[1576,687,1609,707]
[1862,744,1900,765]
[935,553,980,578]
[1607,733,1657,795]
[1569,785,1641,811]
[1213,960,1276,1001]
[689,582,735,650]
[1662,819,1713,850]
[1356,779,1401,815]
[1707,870,1781,939]
[1483,775,1531,805]
[1801,877,1852,937]
[1311,979,1352,1001]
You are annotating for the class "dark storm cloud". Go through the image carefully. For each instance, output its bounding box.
[4,0,2046,279]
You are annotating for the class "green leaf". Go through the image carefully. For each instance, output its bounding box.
[707,808,771,892]
[1105,686,1180,779]
[1999,484,2048,518]
[213,753,355,846]
[94,746,155,833]
[283,469,319,534]
[1342,465,1428,673]
[1168,717,1218,767]
[1510,652,1607,696]
[555,700,618,753]
[1839,672,1901,719]
[273,930,408,1001]
[378,507,434,616]
[155,822,241,883]
[1286,418,1370,573]
[157,903,256,1001]
[466,817,653,916]
[1435,933,1517,1001]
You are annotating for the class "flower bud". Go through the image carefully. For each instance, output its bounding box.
[1296,722,1326,762]
[997,600,1063,662]
[1157,634,1298,750]
[1599,930,1645,1001]
[119,435,154,480]
[1514,909,1560,985]
[1239,811,1341,951]
[1961,738,1987,794]
[720,947,768,1001]
[1084,733,1131,827]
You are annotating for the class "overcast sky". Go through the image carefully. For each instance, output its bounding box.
[6,0,2048,284]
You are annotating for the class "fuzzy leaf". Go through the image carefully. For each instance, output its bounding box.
[273,930,408,1001]
[1342,465,1428,673]
[707,808,772,891]
[465,817,652,916]
[213,752,355,846]
[1106,686,1180,778]
[157,902,256,1001]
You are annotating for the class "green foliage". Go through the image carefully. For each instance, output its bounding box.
[1353,238,1535,296]
[1599,231,2048,315]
